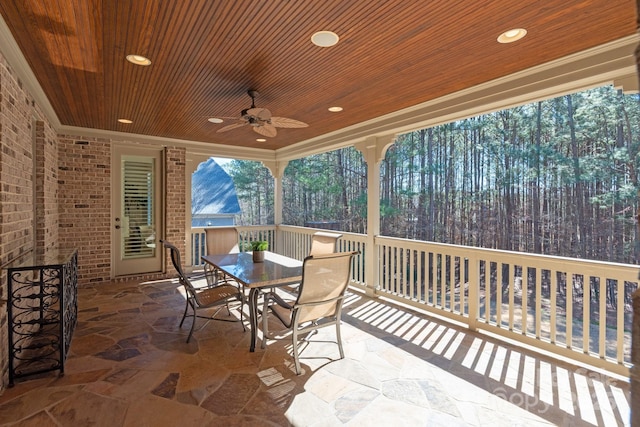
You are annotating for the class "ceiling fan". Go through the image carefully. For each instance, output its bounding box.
[216,90,308,137]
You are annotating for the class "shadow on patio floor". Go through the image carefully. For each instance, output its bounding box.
[340,293,630,426]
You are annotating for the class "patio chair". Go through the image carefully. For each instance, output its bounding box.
[261,251,358,374]
[309,231,342,256]
[283,231,344,298]
[161,240,244,342]
[204,226,240,286]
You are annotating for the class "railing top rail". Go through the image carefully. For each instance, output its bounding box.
[278,224,343,232]
[375,235,640,279]
[278,224,366,238]
[235,225,277,230]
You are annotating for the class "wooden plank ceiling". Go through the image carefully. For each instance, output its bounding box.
[0,1,637,150]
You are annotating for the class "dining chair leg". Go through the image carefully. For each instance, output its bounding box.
[303,322,319,341]
[179,299,191,327]
[336,320,344,359]
[186,312,197,343]
[292,328,301,375]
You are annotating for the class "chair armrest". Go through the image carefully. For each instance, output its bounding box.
[263,291,293,309]
[192,281,242,292]
[262,291,295,328]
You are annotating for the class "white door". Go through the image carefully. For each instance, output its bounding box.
[113,146,163,276]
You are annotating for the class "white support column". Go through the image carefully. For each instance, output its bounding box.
[262,160,288,252]
[355,135,395,297]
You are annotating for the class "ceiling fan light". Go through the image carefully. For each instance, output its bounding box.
[497,28,527,43]
[311,31,339,47]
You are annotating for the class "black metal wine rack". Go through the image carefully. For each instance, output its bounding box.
[6,249,78,386]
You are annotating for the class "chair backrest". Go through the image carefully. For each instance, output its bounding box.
[205,227,239,255]
[295,251,357,323]
[309,231,343,256]
[160,240,198,297]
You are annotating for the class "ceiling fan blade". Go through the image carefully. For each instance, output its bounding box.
[254,123,277,137]
[247,107,272,121]
[216,122,248,133]
[270,116,308,128]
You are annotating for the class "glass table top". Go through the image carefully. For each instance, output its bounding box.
[201,251,302,288]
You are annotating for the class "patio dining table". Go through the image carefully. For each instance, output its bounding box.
[201,251,302,351]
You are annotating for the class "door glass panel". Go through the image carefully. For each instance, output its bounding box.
[122,159,156,259]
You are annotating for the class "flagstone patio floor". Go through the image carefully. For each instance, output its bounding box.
[0,277,631,426]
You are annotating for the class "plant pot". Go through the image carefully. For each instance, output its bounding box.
[253,250,265,263]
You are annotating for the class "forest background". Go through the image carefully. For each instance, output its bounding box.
[224,86,640,265]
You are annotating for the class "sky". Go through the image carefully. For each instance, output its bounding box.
[212,157,232,171]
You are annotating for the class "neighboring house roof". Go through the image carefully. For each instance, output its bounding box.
[192,158,241,215]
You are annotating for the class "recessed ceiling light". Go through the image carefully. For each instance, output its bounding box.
[208,117,224,123]
[126,54,152,66]
[497,28,527,44]
[256,138,267,142]
[311,31,339,47]
[118,118,133,124]
[328,106,343,112]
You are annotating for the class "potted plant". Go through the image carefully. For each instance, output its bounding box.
[250,240,268,262]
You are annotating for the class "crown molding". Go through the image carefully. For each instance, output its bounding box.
[59,125,277,162]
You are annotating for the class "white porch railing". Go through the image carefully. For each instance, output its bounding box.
[190,225,636,376]
[190,225,277,267]
[376,235,636,377]
[191,225,367,285]
[278,225,367,285]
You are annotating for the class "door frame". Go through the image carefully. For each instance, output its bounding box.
[111,143,165,277]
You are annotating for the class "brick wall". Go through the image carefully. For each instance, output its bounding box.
[0,98,59,391]
[0,126,188,390]
[0,58,35,269]
[0,53,35,389]
[34,120,59,254]
[0,48,188,391]
[56,137,187,285]
[57,135,112,284]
